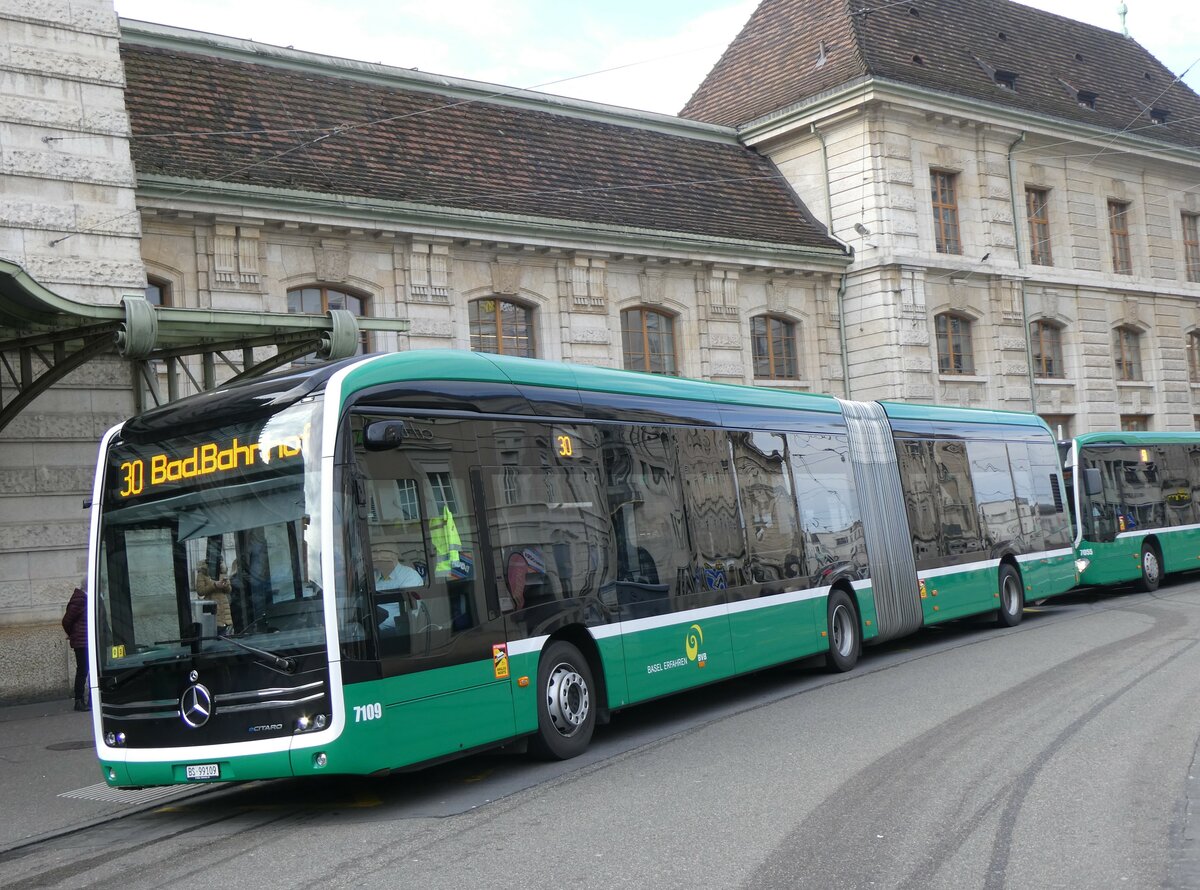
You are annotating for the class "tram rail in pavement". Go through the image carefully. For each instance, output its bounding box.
[0,699,212,855]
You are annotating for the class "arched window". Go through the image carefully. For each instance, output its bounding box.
[751,315,799,380]
[621,308,677,375]
[469,298,534,357]
[1188,331,1200,383]
[145,277,171,307]
[1030,320,1065,379]
[1113,326,1142,381]
[286,285,369,356]
[935,312,975,375]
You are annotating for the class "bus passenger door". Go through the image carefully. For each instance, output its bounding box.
[351,413,514,766]
[729,431,820,671]
[472,419,626,732]
[605,425,734,703]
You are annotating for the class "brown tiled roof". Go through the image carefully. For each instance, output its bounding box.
[682,0,1200,149]
[119,43,844,255]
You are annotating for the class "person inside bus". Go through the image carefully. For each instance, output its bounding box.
[195,561,233,635]
[371,545,424,590]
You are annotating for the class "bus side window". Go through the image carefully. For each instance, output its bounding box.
[337,483,376,663]
[893,438,942,565]
[1005,442,1044,552]
[732,431,802,584]
[353,415,483,661]
[602,424,690,615]
[475,420,612,623]
[933,441,983,558]
[788,432,863,581]
[966,440,1018,551]
[1158,444,1192,527]
[680,429,744,590]
[1028,441,1073,548]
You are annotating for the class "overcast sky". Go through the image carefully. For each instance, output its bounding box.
[113,0,1199,115]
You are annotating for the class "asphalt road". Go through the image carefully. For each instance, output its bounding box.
[4,581,1200,889]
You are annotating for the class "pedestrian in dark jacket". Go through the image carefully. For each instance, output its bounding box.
[62,584,88,711]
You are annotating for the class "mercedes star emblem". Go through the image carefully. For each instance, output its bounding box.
[180,683,213,728]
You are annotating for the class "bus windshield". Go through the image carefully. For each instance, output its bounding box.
[95,398,326,675]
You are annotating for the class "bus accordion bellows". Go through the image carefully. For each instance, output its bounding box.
[1063,431,1200,592]
[87,351,1077,787]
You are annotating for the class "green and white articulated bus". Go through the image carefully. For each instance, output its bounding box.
[87,351,1076,787]
[1063,431,1200,591]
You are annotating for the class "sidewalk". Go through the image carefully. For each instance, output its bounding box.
[0,699,201,854]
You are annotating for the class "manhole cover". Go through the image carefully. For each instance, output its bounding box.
[46,740,93,751]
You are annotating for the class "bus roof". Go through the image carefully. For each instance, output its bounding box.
[1074,431,1200,447]
[339,350,847,415]
[878,399,1051,429]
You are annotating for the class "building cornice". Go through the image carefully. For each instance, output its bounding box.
[738,77,1200,167]
[134,175,852,272]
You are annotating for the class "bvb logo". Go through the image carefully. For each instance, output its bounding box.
[685,624,707,668]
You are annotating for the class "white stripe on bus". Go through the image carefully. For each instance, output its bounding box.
[1116,523,1200,539]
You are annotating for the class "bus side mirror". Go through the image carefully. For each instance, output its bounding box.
[363,421,405,451]
[1083,467,1102,497]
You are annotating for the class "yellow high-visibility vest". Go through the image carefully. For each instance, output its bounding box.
[431,504,461,575]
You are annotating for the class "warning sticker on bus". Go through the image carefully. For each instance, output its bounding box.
[492,644,509,679]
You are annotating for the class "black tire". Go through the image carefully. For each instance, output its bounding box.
[825,589,861,672]
[1137,543,1162,592]
[530,641,596,760]
[996,564,1024,627]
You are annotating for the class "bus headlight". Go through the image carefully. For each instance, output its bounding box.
[296,714,328,733]
[1075,557,1090,574]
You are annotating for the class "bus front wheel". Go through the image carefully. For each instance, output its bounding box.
[530,641,596,760]
[826,590,861,672]
[996,564,1024,628]
[1138,544,1162,593]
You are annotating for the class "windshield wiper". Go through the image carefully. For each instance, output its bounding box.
[156,635,296,673]
[101,652,191,691]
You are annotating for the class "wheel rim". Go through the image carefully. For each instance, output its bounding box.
[545,661,590,738]
[1001,573,1021,615]
[1144,550,1160,585]
[831,604,853,657]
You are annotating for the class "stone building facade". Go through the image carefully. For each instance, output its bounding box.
[136,217,849,388]
[0,0,145,698]
[683,0,1200,436]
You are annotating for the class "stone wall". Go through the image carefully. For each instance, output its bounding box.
[0,0,145,702]
[139,213,845,401]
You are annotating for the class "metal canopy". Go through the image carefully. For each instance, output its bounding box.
[0,258,409,433]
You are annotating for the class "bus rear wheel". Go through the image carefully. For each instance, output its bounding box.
[530,641,596,760]
[1137,544,1162,592]
[996,564,1024,627]
[825,589,861,673]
